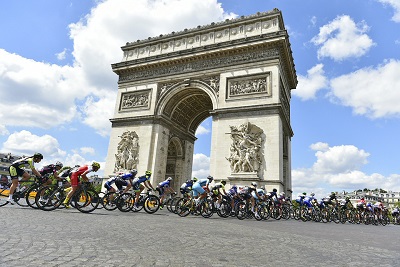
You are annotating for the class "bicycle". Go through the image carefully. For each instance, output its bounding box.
[1,176,46,208]
[68,181,101,213]
[35,178,71,211]
[131,189,161,214]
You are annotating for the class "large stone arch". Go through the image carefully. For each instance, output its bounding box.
[104,9,297,196]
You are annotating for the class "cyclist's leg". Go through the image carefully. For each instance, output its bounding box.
[63,173,79,208]
[8,167,26,202]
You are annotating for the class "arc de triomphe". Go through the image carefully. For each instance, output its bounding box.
[104,8,297,195]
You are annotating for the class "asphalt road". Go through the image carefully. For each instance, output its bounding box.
[0,204,399,267]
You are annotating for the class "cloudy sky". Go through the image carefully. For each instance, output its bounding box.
[1,0,399,199]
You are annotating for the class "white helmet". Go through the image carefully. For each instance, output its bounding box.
[310,192,315,196]
[251,182,257,187]
[167,177,173,181]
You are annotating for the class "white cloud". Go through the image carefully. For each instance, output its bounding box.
[329,59,400,118]
[56,49,67,60]
[195,125,210,135]
[378,0,400,22]
[1,130,66,158]
[311,15,375,61]
[80,147,95,155]
[292,142,400,199]
[293,64,328,100]
[0,0,235,136]
[0,49,89,128]
[0,125,9,136]
[312,144,369,174]
[310,142,329,152]
[192,153,210,178]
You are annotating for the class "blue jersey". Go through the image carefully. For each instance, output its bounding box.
[181,180,193,189]
[120,173,135,180]
[134,175,151,185]
[158,180,171,188]
[196,179,209,187]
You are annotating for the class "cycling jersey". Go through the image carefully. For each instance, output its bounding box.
[180,180,193,194]
[211,182,225,195]
[9,157,36,179]
[157,179,171,196]
[70,165,95,187]
[192,179,210,197]
[131,175,151,190]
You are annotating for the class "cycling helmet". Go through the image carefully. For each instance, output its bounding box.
[92,162,100,169]
[221,180,226,185]
[302,192,307,195]
[331,192,336,195]
[130,169,138,175]
[145,170,152,175]
[280,192,285,196]
[192,177,198,182]
[251,182,257,187]
[207,175,213,181]
[167,177,173,181]
[367,202,372,207]
[345,196,350,200]
[55,161,63,168]
[310,192,315,196]
[272,188,277,192]
[33,153,43,159]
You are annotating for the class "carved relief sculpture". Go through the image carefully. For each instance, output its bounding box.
[226,122,264,173]
[227,73,271,98]
[120,91,150,111]
[114,131,139,173]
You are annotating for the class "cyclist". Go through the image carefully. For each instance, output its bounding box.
[131,170,156,209]
[180,177,197,195]
[39,161,64,185]
[7,152,43,204]
[63,162,101,208]
[295,192,307,206]
[104,169,137,194]
[322,192,338,208]
[192,175,213,205]
[303,192,318,213]
[210,180,227,209]
[37,161,64,202]
[249,182,261,219]
[157,177,176,208]
[225,184,239,211]
[356,197,366,211]
[391,207,399,224]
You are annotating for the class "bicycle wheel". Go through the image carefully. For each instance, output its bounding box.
[235,201,248,220]
[170,197,182,214]
[131,195,144,212]
[321,208,330,223]
[200,199,214,218]
[102,192,119,211]
[258,205,270,220]
[143,195,160,214]
[176,198,192,217]
[75,189,100,213]
[35,185,63,211]
[216,200,231,218]
[25,187,40,209]
[0,189,9,207]
[117,193,134,212]
[281,206,291,220]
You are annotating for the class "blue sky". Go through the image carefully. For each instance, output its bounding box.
[0,0,399,199]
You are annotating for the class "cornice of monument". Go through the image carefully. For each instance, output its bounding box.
[111,8,297,88]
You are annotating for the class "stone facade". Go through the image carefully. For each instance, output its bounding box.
[104,9,297,196]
